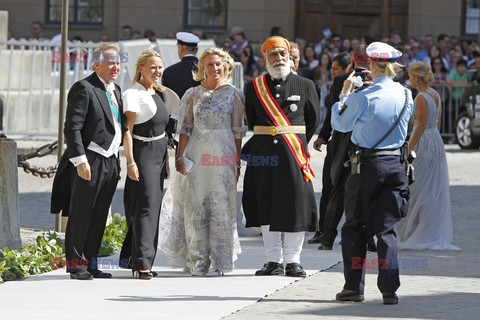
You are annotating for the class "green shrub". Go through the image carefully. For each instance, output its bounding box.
[0,213,127,283]
[0,231,64,283]
[98,213,128,257]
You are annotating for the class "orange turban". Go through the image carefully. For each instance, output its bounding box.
[261,36,290,54]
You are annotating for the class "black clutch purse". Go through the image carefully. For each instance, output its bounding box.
[165,117,177,134]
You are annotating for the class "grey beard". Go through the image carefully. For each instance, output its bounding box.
[266,62,291,80]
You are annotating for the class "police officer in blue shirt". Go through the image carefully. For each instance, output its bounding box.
[331,42,414,305]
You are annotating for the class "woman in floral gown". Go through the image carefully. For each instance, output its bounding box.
[158,48,246,276]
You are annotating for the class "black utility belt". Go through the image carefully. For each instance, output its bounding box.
[360,148,401,157]
[345,147,403,176]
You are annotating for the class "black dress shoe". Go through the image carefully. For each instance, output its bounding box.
[255,262,284,276]
[70,270,93,280]
[318,243,333,250]
[285,263,306,278]
[307,231,323,244]
[336,289,365,302]
[151,271,158,277]
[88,269,112,278]
[382,292,398,305]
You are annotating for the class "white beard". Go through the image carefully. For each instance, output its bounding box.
[266,60,291,80]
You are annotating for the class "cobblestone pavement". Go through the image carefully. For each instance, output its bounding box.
[10,136,480,319]
[225,145,480,320]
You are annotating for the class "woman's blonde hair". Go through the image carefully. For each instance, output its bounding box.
[132,50,164,92]
[193,47,235,82]
[371,61,403,78]
[409,62,435,84]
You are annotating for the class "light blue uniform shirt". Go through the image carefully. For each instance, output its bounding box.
[331,76,413,149]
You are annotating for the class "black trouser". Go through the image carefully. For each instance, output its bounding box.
[121,138,166,271]
[65,151,120,272]
[318,141,334,233]
[321,166,349,246]
[341,155,409,293]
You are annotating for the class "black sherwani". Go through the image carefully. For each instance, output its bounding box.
[242,73,320,232]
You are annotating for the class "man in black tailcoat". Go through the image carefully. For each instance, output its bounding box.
[315,46,377,251]
[51,43,128,280]
[309,52,351,244]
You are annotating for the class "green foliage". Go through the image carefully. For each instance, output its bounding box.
[98,213,127,257]
[0,231,64,283]
[0,213,127,283]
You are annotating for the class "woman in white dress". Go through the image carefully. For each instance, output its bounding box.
[395,62,460,250]
[158,48,246,276]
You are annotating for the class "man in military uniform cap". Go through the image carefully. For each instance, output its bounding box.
[242,36,320,278]
[162,32,201,99]
[331,42,413,304]
[162,32,201,168]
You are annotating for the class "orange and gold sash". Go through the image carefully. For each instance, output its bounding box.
[253,75,315,182]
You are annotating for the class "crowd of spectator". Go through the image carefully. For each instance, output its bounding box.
[9,22,480,95]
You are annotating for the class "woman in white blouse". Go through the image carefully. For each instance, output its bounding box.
[119,50,179,279]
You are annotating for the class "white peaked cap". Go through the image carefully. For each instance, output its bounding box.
[176,32,200,47]
[366,42,402,61]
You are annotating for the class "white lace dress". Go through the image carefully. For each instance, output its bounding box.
[158,85,246,273]
[395,91,460,251]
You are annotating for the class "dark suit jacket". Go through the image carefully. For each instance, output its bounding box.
[297,67,315,82]
[51,72,127,216]
[317,73,349,141]
[327,70,371,186]
[162,56,201,99]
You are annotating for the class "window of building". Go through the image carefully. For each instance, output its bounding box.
[184,0,227,30]
[46,0,104,26]
[463,0,480,37]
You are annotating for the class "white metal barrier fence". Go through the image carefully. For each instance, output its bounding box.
[0,38,242,136]
[7,38,468,141]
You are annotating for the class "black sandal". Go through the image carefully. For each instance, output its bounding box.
[132,270,153,280]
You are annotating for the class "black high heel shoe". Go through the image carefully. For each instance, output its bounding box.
[132,270,153,280]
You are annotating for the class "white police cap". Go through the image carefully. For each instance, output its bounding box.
[366,42,402,62]
[176,32,200,47]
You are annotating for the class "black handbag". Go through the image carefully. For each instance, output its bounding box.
[165,117,177,134]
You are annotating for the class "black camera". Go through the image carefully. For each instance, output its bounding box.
[354,68,369,81]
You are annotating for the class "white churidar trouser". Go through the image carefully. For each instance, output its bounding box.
[260,225,305,264]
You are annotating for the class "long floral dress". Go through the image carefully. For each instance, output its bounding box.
[158,85,246,274]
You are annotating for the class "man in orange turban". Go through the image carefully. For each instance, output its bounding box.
[242,36,321,278]
[261,36,291,55]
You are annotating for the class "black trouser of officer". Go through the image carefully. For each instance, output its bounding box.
[341,154,409,294]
